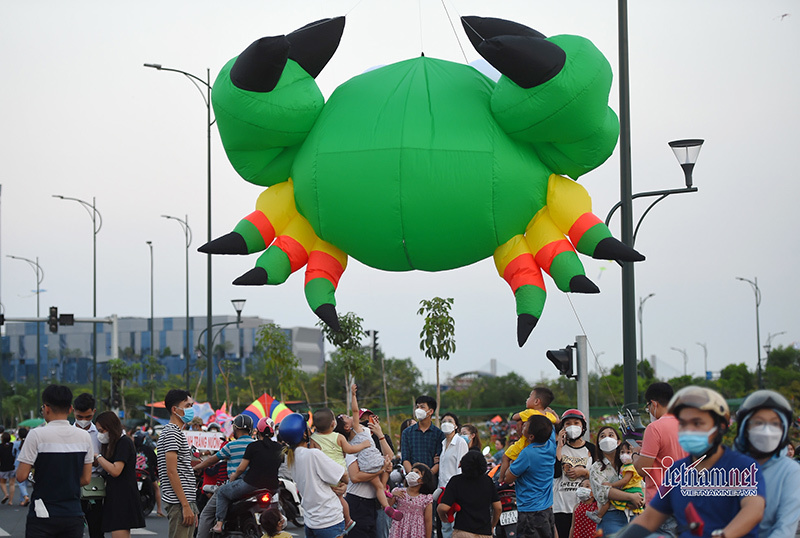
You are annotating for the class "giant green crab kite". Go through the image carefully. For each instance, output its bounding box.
[201,15,644,346]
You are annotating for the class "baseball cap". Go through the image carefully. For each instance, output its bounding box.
[232,414,254,431]
[359,408,375,420]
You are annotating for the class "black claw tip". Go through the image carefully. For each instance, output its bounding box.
[287,17,345,78]
[461,16,564,89]
[593,238,645,262]
[315,303,341,332]
[569,275,600,294]
[517,313,539,347]
[230,36,290,93]
[198,232,249,255]
[232,267,268,286]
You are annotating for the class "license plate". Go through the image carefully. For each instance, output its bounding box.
[500,510,517,525]
[137,481,143,490]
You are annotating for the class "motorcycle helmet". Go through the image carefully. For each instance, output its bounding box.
[278,413,307,446]
[232,414,254,433]
[560,409,587,437]
[257,417,276,437]
[133,430,146,450]
[667,386,730,424]
[734,390,792,456]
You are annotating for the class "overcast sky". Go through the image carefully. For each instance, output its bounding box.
[2,1,797,394]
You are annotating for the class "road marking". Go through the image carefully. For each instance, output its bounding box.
[131,530,157,535]
[0,528,10,537]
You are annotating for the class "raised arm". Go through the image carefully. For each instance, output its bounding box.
[339,433,370,454]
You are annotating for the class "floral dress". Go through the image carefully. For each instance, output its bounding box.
[388,489,433,538]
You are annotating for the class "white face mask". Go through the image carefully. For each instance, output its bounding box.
[649,411,657,422]
[575,487,592,501]
[414,408,428,421]
[97,432,110,444]
[748,424,783,454]
[599,436,618,453]
[565,425,582,440]
[405,471,421,487]
[441,422,456,434]
[75,420,92,429]
[620,453,633,464]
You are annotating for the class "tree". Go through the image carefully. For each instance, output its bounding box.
[418,297,456,422]
[716,363,756,398]
[318,312,371,409]
[107,358,141,418]
[255,323,300,402]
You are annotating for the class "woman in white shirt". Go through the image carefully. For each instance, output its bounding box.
[437,413,469,538]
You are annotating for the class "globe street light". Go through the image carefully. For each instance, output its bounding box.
[7,255,44,403]
[144,62,214,406]
[52,195,102,396]
[195,299,246,402]
[736,277,763,388]
[162,214,192,389]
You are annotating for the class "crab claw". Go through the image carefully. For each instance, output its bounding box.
[517,313,539,347]
[230,17,345,92]
[461,16,565,89]
[315,303,341,332]
[592,238,645,263]
[198,232,248,255]
[233,267,268,286]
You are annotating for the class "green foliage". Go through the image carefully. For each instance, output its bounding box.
[716,363,756,398]
[442,372,532,410]
[318,312,371,382]
[417,298,456,361]
[255,323,301,401]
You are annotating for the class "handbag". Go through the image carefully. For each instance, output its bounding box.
[80,475,106,499]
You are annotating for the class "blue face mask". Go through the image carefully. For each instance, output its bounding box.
[178,406,195,424]
[679,426,717,456]
[460,434,470,444]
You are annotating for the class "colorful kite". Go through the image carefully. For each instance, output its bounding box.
[241,393,294,425]
[201,15,643,346]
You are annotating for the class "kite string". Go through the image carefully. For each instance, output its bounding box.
[439,0,469,63]
[565,294,620,410]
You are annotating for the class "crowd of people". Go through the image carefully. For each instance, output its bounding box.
[3,380,800,538]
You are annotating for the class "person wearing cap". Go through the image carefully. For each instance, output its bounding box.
[552,409,595,538]
[616,386,765,538]
[195,414,256,538]
[734,390,800,538]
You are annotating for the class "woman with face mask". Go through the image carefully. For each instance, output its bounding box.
[588,426,643,535]
[436,413,469,538]
[94,411,146,538]
[734,390,800,538]
[460,424,481,452]
[552,409,595,538]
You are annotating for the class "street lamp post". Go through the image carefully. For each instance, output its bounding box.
[696,342,708,380]
[736,277,763,389]
[195,300,246,404]
[144,63,214,406]
[146,241,154,359]
[162,214,192,390]
[53,195,102,396]
[638,293,655,365]
[606,139,703,411]
[8,255,44,403]
[671,347,689,376]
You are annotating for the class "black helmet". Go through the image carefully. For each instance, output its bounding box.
[734,390,793,455]
[232,414,254,432]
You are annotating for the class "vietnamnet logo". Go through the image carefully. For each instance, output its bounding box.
[642,456,759,499]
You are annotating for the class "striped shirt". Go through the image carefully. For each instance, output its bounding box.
[157,422,196,504]
[17,419,93,518]
[216,435,255,478]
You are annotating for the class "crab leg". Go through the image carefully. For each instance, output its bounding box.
[304,240,348,331]
[545,174,644,262]
[494,234,547,347]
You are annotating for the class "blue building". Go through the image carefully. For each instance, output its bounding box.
[0,315,325,386]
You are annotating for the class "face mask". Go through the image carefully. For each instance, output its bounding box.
[75,420,92,429]
[414,408,428,421]
[405,471,421,487]
[441,422,455,434]
[460,434,471,444]
[679,426,717,456]
[575,487,592,501]
[565,425,582,440]
[97,432,110,444]
[649,412,657,423]
[748,424,783,454]
[178,406,195,424]
[599,437,618,453]
[620,453,633,464]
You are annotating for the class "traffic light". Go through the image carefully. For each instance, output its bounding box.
[546,345,575,378]
[372,330,379,354]
[48,306,59,333]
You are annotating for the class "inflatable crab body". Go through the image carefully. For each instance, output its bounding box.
[203,16,644,345]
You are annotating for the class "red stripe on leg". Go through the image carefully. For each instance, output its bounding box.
[567,213,602,245]
[304,251,345,288]
[244,211,276,247]
[274,236,308,273]
[534,240,573,273]
[502,254,545,293]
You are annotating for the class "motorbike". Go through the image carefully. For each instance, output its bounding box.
[278,476,304,527]
[494,482,517,538]
[135,468,156,518]
[211,487,279,538]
